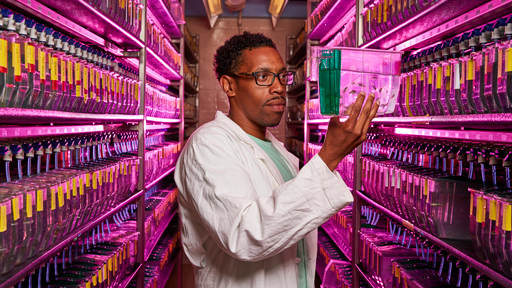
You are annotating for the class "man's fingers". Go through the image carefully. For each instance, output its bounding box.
[361,100,380,137]
[355,93,375,131]
[346,92,366,128]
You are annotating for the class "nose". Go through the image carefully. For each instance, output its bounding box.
[269,75,285,95]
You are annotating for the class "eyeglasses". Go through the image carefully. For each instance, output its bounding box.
[231,71,295,86]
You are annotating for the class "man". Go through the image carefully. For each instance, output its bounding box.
[175,32,378,288]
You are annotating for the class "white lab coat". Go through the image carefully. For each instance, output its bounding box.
[175,111,353,288]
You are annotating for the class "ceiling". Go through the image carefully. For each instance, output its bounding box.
[184,0,308,18]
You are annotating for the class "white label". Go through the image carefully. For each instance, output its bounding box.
[397,172,401,189]
[454,63,461,89]
[384,169,389,188]
[391,170,395,187]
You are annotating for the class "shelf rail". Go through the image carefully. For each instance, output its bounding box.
[356,190,512,287]
[0,190,144,288]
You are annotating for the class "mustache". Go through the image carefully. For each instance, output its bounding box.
[264,96,286,105]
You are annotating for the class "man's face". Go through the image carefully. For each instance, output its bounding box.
[231,46,286,128]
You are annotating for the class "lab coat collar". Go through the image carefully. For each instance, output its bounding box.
[214,111,298,183]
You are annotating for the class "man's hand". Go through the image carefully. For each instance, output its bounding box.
[318,92,379,171]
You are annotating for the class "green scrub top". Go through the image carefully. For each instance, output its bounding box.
[248,135,308,288]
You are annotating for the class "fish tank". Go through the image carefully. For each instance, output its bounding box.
[314,47,403,116]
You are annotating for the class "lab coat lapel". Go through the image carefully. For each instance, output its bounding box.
[214,112,285,185]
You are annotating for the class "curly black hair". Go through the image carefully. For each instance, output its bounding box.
[213,31,277,81]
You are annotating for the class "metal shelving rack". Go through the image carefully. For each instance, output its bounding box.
[0,0,186,287]
[182,29,200,140]
[286,0,512,287]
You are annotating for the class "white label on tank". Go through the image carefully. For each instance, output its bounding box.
[454,63,461,89]
[391,170,395,187]
[384,169,389,188]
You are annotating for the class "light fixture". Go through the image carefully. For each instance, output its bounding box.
[268,0,286,17]
[207,0,223,17]
[268,0,289,28]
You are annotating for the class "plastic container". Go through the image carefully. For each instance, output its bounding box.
[316,47,403,116]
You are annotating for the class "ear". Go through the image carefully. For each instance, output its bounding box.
[220,75,237,98]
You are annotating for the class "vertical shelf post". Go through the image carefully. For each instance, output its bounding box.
[137,1,148,288]
[352,1,364,286]
[304,0,312,164]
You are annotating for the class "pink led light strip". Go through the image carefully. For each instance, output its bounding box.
[77,0,144,48]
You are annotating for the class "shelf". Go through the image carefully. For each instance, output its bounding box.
[118,263,143,288]
[0,108,143,125]
[145,202,179,261]
[184,78,199,94]
[184,37,199,64]
[3,0,106,49]
[287,82,306,96]
[321,220,352,262]
[360,0,489,50]
[394,0,512,51]
[147,117,181,124]
[356,264,378,288]
[308,0,354,41]
[147,47,182,81]
[287,40,307,66]
[0,190,144,288]
[31,0,144,51]
[0,124,127,139]
[147,0,182,39]
[356,190,512,288]
[156,249,180,288]
[146,166,177,190]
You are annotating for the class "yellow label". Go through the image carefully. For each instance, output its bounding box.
[51,188,56,210]
[467,59,474,80]
[58,186,64,207]
[424,179,429,203]
[110,168,114,183]
[0,205,6,232]
[420,71,424,81]
[99,169,103,186]
[0,39,7,69]
[485,53,488,75]
[66,181,71,200]
[506,48,512,72]
[27,193,33,218]
[445,65,450,77]
[92,275,97,286]
[114,253,118,271]
[477,197,485,223]
[103,264,107,281]
[413,73,417,85]
[27,44,35,66]
[470,193,474,216]
[39,50,46,79]
[405,77,412,116]
[436,66,442,89]
[377,2,382,23]
[51,57,58,81]
[428,68,432,84]
[68,61,73,84]
[84,67,89,100]
[504,204,512,231]
[96,71,100,92]
[73,178,77,196]
[79,178,84,195]
[61,58,66,83]
[93,172,97,190]
[86,281,90,288]
[13,43,21,76]
[108,258,112,271]
[37,190,44,211]
[129,162,132,175]
[383,0,388,22]
[86,173,91,187]
[124,162,127,175]
[75,63,81,96]
[497,49,503,79]
[135,83,139,101]
[12,197,19,221]
[490,200,496,221]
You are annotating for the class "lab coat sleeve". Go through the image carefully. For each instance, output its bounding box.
[176,135,353,262]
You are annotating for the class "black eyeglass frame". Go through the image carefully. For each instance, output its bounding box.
[230,71,295,86]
